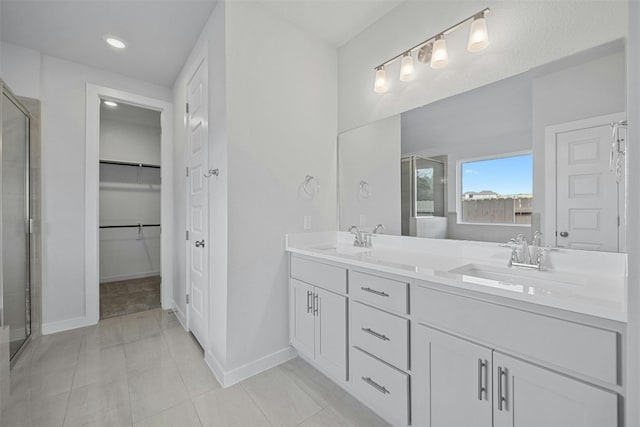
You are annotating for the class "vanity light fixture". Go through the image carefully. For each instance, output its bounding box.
[430,35,449,69]
[467,11,490,52]
[399,52,416,82]
[103,100,118,107]
[374,66,389,93]
[104,36,127,49]
[372,7,490,92]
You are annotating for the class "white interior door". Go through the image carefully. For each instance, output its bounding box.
[187,60,208,346]
[556,124,620,251]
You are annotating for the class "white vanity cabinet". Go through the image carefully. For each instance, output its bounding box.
[289,256,348,382]
[492,352,618,427]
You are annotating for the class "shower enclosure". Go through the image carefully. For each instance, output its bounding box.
[401,156,447,238]
[1,83,32,360]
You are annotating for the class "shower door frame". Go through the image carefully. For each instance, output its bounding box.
[0,80,33,362]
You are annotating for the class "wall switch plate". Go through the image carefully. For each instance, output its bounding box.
[359,214,366,227]
[304,216,312,230]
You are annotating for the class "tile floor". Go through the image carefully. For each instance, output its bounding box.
[100,276,161,319]
[1,309,390,427]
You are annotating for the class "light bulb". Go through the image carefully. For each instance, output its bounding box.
[467,13,489,52]
[430,35,449,69]
[103,100,118,107]
[374,67,388,93]
[104,36,127,49]
[399,52,416,82]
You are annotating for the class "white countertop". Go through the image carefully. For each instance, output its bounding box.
[286,232,628,323]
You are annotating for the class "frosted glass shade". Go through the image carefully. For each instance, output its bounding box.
[430,36,448,69]
[468,15,489,52]
[399,53,416,82]
[374,67,389,93]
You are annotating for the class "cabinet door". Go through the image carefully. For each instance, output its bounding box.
[290,279,315,359]
[493,352,618,427]
[412,325,492,427]
[315,287,347,381]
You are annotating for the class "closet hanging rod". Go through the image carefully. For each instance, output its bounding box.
[99,224,160,229]
[100,160,161,169]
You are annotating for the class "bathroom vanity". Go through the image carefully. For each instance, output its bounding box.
[286,232,627,427]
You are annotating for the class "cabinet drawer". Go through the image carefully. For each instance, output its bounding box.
[350,347,409,427]
[352,302,409,370]
[350,271,408,314]
[412,284,619,385]
[290,256,347,295]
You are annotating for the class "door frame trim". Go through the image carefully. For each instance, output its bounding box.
[85,84,174,325]
[544,112,626,251]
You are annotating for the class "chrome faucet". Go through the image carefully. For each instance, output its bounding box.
[501,233,541,270]
[372,224,385,234]
[349,225,367,247]
[516,234,531,264]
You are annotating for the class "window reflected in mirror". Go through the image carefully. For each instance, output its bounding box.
[459,153,533,225]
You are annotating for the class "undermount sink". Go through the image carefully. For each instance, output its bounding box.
[449,263,581,294]
[310,244,370,256]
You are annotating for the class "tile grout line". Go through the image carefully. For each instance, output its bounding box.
[240,382,276,427]
[60,328,86,427]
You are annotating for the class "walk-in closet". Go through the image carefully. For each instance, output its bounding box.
[99,100,161,319]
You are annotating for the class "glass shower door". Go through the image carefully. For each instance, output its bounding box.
[2,91,31,359]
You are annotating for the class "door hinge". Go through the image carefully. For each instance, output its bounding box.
[186,166,189,177]
[186,294,190,304]
[186,102,189,114]
[186,230,189,240]
[618,216,621,227]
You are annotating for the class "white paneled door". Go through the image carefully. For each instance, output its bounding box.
[555,122,621,252]
[187,59,209,347]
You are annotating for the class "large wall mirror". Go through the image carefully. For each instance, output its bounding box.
[338,40,627,253]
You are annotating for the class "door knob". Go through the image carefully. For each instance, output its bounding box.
[559,231,569,238]
[195,240,205,248]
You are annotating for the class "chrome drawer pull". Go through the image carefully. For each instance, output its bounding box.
[306,291,312,314]
[497,366,507,411]
[477,359,487,400]
[360,287,390,297]
[313,293,319,316]
[361,327,390,341]
[361,376,390,394]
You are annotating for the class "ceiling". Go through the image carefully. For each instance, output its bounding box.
[101,100,161,129]
[1,0,404,88]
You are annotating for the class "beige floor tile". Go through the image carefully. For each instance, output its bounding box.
[121,310,162,343]
[30,391,70,427]
[241,366,322,427]
[82,317,126,349]
[65,375,129,423]
[63,405,132,427]
[176,356,221,397]
[132,401,201,427]
[162,328,204,363]
[192,385,271,427]
[72,345,127,388]
[29,363,76,398]
[280,357,339,408]
[325,388,390,427]
[128,363,189,422]
[298,408,346,427]
[124,335,175,375]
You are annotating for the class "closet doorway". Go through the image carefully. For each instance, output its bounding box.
[85,85,173,326]
[98,102,162,319]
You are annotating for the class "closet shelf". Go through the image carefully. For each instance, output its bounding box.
[100,160,161,169]
[99,224,160,229]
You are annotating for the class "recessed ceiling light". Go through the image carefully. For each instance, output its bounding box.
[104,36,127,49]
[103,100,118,107]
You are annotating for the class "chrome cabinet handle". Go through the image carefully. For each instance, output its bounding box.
[477,359,487,400]
[195,240,205,248]
[497,366,507,411]
[360,287,390,297]
[361,327,390,341]
[361,376,390,394]
[306,291,312,314]
[313,293,319,316]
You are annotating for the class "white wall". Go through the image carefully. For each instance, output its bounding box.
[339,115,401,235]
[99,114,162,282]
[172,1,229,365]
[338,0,627,133]
[39,55,170,327]
[224,1,338,372]
[0,42,41,99]
[625,1,639,426]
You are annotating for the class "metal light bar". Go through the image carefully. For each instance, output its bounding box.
[374,8,490,70]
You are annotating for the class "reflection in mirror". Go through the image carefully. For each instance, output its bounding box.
[338,41,626,253]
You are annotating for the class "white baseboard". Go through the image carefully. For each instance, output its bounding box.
[205,346,297,388]
[99,271,160,283]
[42,316,94,335]
[171,302,188,331]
